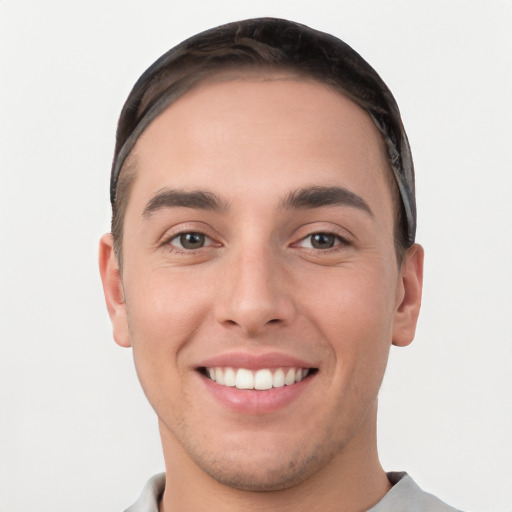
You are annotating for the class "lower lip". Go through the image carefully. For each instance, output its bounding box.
[200,373,315,415]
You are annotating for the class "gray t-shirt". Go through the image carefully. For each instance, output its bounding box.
[124,472,462,512]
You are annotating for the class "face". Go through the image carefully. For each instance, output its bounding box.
[100,77,423,491]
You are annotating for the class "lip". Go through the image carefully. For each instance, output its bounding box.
[196,351,318,415]
[198,351,316,370]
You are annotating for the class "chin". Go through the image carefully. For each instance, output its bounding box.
[201,454,319,492]
[185,433,342,492]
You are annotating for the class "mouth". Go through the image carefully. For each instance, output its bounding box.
[198,366,317,390]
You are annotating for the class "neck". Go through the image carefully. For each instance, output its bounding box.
[158,404,390,512]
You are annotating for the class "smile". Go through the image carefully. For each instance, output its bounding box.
[202,367,313,390]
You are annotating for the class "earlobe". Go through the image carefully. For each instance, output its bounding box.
[98,233,131,347]
[392,244,424,347]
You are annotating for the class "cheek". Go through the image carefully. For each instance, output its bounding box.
[306,265,396,329]
[123,271,213,396]
[302,266,397,373]
[126,268,213,338]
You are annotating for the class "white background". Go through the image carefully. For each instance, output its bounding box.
[1,1,511,511]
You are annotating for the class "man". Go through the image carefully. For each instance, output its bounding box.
[99,18,461,512]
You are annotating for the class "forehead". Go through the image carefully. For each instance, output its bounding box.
[127,76,393,217]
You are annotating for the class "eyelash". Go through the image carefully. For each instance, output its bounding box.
[162,229,350,255]
[295,231,351,252]
[164,231,217,253]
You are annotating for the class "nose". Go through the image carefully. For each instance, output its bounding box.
[215,245,297,337]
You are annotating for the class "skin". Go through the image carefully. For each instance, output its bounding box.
[99,76,423,512]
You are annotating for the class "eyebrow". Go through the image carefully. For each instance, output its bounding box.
[280,186,373,216]
[142,185,372,218]
[142,189,229,217]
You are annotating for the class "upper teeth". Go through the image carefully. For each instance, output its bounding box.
[206,367,310,390]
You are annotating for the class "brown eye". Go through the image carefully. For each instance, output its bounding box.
[177,232,206,249]
[310,233,337,249]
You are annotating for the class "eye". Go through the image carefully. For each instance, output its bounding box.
[169,232,211,250]
[299,232,344,250]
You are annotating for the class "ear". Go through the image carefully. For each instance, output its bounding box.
[99,233,131,347]
[392,244,424,347]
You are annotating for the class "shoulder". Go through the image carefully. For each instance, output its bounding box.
[122,471,464,512]
[123,473,165,512]
[368,472,464,512]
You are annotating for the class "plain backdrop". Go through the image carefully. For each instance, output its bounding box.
[1,1,511,511]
